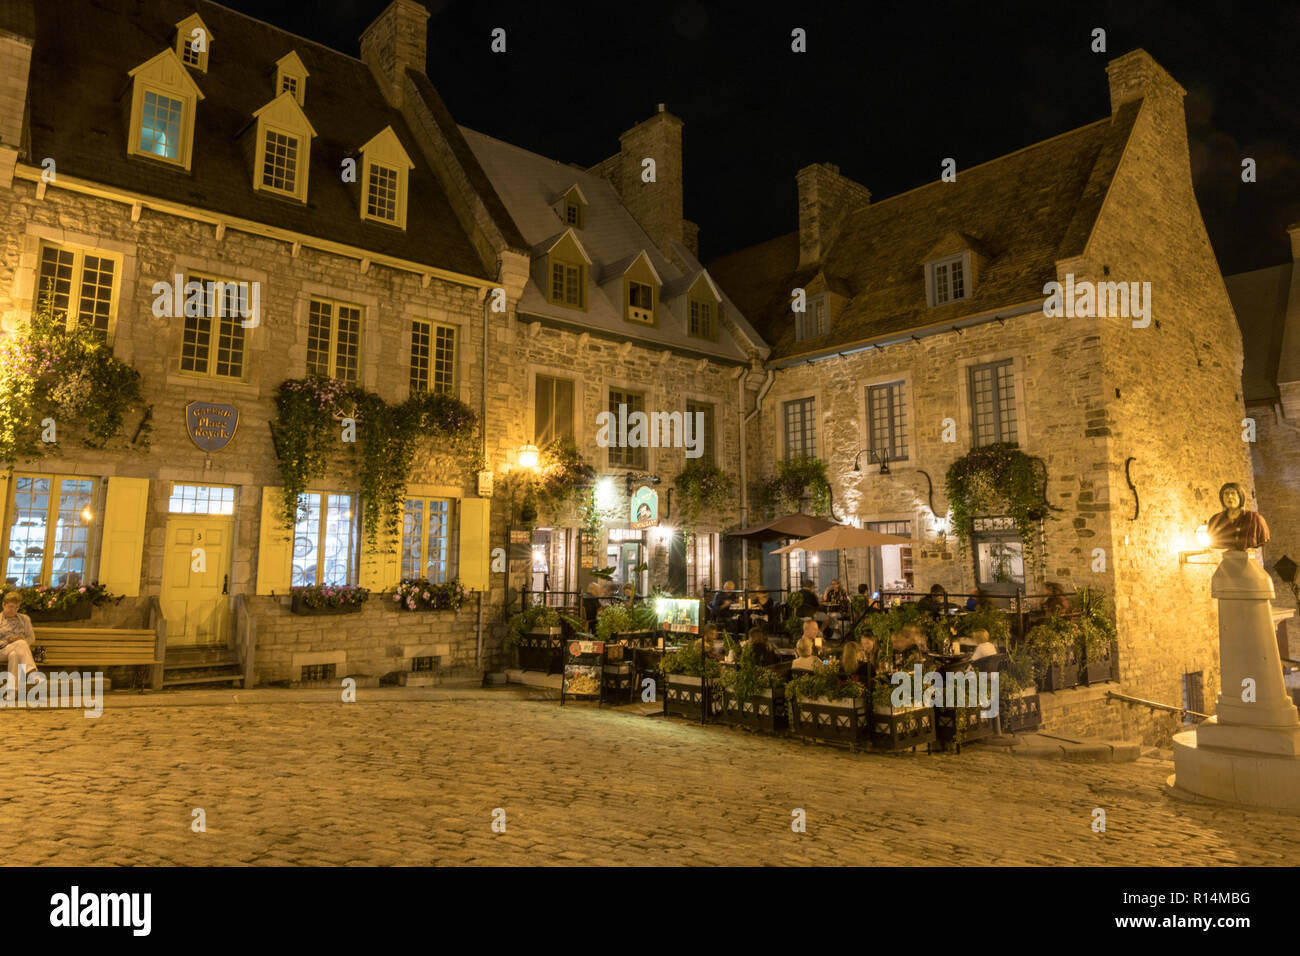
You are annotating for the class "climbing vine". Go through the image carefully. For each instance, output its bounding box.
[270,377,479,542]
[674,461,735,530]
[533,439,596,518]
[0,292,151,464]
[944,443,1054,567]
[756,456,831,518]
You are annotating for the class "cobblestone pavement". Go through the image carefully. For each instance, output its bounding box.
[5,690,1298,866]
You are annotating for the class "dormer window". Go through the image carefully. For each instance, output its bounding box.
[127,50,204,170]
[250,92,316,202]
[554,185,587,230]
[550,260,585,308]
[796,294,829,340]
[621,251,660,325]
[175,14,212,73]
[358,127,414,229]
[684,273,722,341]
[275,51,309,107]
[928,253,968,306]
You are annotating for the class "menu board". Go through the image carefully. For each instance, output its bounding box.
[655,597,700,634]
[560,639,605,705]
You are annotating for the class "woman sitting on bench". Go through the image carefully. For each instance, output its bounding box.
[0,590,44,686]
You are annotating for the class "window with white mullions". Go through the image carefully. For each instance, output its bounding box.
[783,397,816,461]
[867,381,908,462]
[180,275,247,380]
[261,129,299,194]
[4,475,96,588]
[685,400,716,468]
[534,375,575,446]
[608,388,647,469]
[37,244,117,339]
[366,163,399,222]
[307,299,362,382]
[969,359,1017,446]
[292,492,357,587]
[930,255,966,305]
[167,484,235,515]
[401,498,456,583]
[140,89,183,160]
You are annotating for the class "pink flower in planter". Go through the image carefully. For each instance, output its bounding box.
[79,586,87,593]
[406,597,416,610]
[393,593,401,602]
[422,591,431,601]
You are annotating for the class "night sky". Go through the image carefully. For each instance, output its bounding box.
[221,0,1300,275]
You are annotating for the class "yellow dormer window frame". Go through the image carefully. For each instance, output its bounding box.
[275,51,309,107]
[555,185,587,229]
[251,92,317,203]
[175,13,213,73]
[127,50,204,171]
[359,126,414,230]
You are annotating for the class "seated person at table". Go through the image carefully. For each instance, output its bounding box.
[822,579,847,607]
[965,588,995,612]
[794,580,822,615]
[790,636,819,672]
[1041,582,1070,614]
[708,581,736,617]
[838,640,873,683]
[744,627,782,667]
[700,623,725,656]
[917,584,947,617]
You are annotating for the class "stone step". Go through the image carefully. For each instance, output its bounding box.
[163,670,244,688]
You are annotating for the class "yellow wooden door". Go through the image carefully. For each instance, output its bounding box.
[161,516,233,645]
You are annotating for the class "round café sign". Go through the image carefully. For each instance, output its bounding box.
[186,401,239,452]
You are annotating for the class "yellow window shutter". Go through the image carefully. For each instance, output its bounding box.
[0,471,10,557]
[359,516,401,593]
[256,486,293,595]
[457,497,491,592]
[100,476,150,597]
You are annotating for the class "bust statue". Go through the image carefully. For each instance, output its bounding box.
[1206,482,1270,551]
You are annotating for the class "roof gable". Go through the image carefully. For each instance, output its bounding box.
[252,90,316,137]
[360,125,413,169]
[129,48,205,100]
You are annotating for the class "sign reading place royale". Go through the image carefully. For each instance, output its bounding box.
[630,486,659,530]
[185,401,239,452]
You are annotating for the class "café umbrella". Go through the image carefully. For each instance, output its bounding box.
[773,525,915,604]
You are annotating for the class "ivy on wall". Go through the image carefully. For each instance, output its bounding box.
[0,294,152,464]
[755,456,831,518]
[270,377,480,543]
[674,461,735,530]
[944,443,1054,568]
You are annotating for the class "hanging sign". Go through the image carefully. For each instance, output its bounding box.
[630,485,659,530]
[185,401,238,452]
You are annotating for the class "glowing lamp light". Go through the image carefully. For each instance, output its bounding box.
[80,506,93,523]
[517,443,540,470]
[1195,524,1210,549]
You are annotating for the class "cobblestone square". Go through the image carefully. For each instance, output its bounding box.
[4,688,1297,866]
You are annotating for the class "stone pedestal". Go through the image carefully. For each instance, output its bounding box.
[1170,550,1300,812]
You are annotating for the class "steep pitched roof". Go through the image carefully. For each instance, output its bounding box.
[461,125,760,362]
[709,104,1141,361]
[24,0,488,279]
[1225,261,1293,403]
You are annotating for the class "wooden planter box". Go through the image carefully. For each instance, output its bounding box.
[1038,659,1079,692]
[999,691,1043,733]
[601,662,634,704]
[25,603,93,622]
[721,686,788,734]
[1079,640,1119,686]
[516,628,564,673]
[790,695,869,746]
[935,705,992,747]
[870,705,936,751]
[290,595,364,616]
[664,673,718,721]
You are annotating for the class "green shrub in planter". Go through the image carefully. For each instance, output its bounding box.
[505,605,561,647]
[717,638,787,732]
[869,679,937,751]
[786,665,869,745]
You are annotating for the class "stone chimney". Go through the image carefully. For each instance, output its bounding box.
[0,1,34,189]
[360,0,430,108]
[796,163,871,268]
[1278,222,1300,419]
[591,106,686,259]
[1106,48,1186,114]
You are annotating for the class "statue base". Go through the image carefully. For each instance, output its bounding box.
[1170,730,1300,814]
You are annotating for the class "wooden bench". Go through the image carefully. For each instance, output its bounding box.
[31,627,163,690]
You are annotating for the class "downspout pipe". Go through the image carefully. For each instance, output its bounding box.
[739,368,775,595]
[477,268,496,671]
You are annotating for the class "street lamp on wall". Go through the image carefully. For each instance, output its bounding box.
[1178,524,1214,564]
[517,443,540,471]
[852,448,890,475]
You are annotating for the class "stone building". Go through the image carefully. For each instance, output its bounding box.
[463,110,768,604]
[0,0,523,685]
[1225,225,1300,655]
[711,50,1250,744]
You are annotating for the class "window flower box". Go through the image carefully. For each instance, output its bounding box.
[870,704,936,752]
[721,686,788,734]
[18,582,118,622]
[26,603,93,623]
[791,695,870,746]
[391,579,467,612]
[1038,659,1079,692]
[289,585,369,615]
